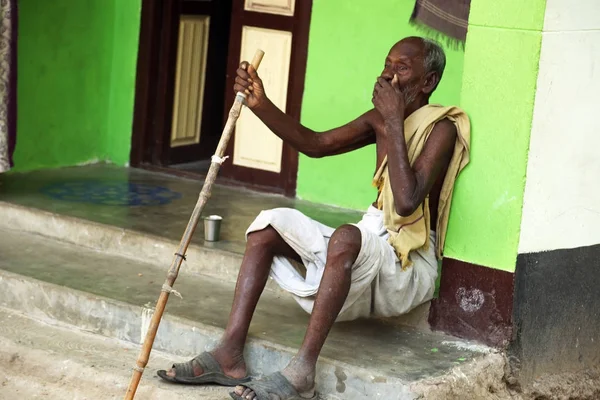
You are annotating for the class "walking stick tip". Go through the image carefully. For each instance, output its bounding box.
[251,49,265,69]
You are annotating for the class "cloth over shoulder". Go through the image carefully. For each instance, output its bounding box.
[373,104,470,268]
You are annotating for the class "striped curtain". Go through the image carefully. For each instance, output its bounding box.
[0,0,17,173]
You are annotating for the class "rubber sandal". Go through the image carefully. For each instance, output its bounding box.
[157,352,250,386]
[229,371,317,400]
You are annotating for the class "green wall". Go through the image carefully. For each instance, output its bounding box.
[107,0,143,165]
[14,0,141,171]
[297,0,466,210]
[443,0,546,271]
[13,0,545,272]
[298,0,547,272]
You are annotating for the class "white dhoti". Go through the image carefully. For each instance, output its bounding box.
[246,206,438,322]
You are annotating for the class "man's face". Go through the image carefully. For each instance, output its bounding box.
[379,38,428,105]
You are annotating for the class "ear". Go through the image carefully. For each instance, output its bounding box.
[421,71,440,95]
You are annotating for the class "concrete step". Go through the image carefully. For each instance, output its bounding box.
[0,226,508,399]
[0,199,431,330]
[0,200,247,287]
[0,307,229,399]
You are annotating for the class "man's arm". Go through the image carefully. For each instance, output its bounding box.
[385,118,456,216]
[235,63,376,158]
[252,99,376,158]
[372,75,456,216]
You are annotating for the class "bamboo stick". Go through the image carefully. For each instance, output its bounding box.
[123,49,265,400]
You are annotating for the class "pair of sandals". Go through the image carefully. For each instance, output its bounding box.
[157,352,317,400]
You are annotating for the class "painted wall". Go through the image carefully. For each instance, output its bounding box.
[296,0,465,210]
[511,3,600,381]
[107,0,143,166]
[429,1,549,347]
[14,0,141,171]
[442,0,546,271]
[11,0,552,274]
[298,0,547,272]
[519,0,600,254]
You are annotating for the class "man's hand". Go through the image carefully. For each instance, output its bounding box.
[234,61,266,110]
[372,74,405,123]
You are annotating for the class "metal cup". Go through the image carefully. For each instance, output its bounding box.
[203,215,222,241]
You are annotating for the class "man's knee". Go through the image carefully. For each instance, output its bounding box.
[247,225,281,249]
[327,225,362,270]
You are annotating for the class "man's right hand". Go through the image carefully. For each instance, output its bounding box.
[234,61,266,110]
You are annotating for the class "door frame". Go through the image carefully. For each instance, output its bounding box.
[130,0,180,168]
[130,0,312,198]
[219,0,312,197]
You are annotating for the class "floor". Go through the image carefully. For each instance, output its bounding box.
[170,159,212,175]
[0,307,231,400]
[0,164,497,398]
[0,228,481,383]
[0,164,363,255]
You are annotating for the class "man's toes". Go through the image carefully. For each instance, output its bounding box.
[166,368,176,378]
[234,385,245,395]
[233,385,256,399]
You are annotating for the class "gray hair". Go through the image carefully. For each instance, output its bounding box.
[421,38,446,89]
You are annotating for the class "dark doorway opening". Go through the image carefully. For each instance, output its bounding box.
[130,0,233,176]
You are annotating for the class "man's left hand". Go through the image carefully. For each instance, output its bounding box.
[372,75,405,123]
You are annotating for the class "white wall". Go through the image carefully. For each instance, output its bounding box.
[519,0,600,253]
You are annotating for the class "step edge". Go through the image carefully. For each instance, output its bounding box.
[0,200,243,262]
[0,268,418,385]
[0,201,278,287]
[0,201,435,331]
[0,201,289,294]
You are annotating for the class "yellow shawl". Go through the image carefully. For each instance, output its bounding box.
[373,104,470,268]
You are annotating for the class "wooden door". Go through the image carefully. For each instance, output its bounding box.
[169,0,233,165]
[219,0,312,196]
[130,0,233,168]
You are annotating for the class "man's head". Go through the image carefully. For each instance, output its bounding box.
[380,37,446,106]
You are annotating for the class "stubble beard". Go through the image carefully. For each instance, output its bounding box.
[401,83,420,107]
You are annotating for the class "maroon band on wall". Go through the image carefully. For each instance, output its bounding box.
[428,257,515,348]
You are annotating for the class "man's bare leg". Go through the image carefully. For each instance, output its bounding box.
[166,226,301,379]
[235,225,361,399]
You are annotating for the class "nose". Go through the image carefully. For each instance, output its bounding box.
[380,68,394,81]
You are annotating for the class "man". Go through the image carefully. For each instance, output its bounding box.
[158,36,470,400]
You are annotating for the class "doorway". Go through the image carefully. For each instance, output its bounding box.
[130,0,232,175]
[130,0,312,196]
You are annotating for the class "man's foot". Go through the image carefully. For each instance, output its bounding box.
[233,357,315,399]
[166,347,247,380]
